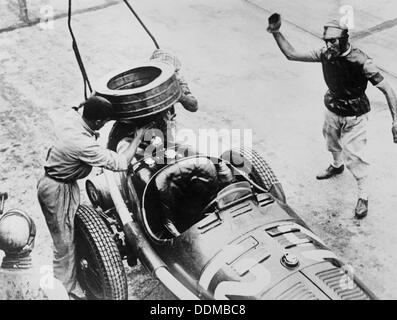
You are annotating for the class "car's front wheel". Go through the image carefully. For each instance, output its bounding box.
[75,205,128,300]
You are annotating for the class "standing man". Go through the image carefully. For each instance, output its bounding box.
[37,96,149,298]
[267,14,397,219]
[150,49,198,147]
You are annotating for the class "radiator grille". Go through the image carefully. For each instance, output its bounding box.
[316,268,370,300]
[276,282,318,300]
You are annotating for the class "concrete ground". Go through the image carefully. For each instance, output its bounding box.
[1,0,397,299]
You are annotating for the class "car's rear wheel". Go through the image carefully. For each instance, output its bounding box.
[75,205,128,300]
[220,147,286,203]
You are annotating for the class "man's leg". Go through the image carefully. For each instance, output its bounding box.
[317,109,345,179]
[37,176,80,292]
[341,114,370,218]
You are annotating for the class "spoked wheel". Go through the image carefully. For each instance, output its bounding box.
[75,205,128,300]
[220,147,286,203]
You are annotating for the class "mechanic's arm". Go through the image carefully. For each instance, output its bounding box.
[376,80,397,143]
[267,13,320,62]
[119,126,147,164]
[177,73,198,112]
[78,124,152,171]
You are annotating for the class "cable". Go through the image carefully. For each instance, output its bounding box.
[67,0,161,99]
[68,0,92,99]
[122,0,160,49]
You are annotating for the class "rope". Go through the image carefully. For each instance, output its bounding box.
[68,0,92,99]
[122,0,160,49]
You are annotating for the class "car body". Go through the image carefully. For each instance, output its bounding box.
[80,144,376,300]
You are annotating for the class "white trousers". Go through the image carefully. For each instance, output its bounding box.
[322,109,370,198]
[37,175,79,293]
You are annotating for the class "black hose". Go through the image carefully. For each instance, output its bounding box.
[68,0,92,99]
[122,0,160,49]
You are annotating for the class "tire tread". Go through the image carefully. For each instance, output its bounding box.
[75,205,128,300]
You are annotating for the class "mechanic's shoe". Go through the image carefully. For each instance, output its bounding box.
[354,198,368,219]
[316,164,344,180]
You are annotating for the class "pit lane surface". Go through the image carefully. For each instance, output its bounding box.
[1,0,397,299]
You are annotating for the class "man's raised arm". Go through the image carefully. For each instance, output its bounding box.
[267,13,321,62]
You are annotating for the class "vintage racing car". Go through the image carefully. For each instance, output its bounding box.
[76,141,376,300]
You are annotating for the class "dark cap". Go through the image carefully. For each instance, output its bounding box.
[82,95,114,120]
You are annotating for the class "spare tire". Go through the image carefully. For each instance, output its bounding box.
[94,62,181,120]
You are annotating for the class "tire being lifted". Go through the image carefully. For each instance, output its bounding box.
[94,62,181,120]
[220,147,286,203]
[75,205,128,300]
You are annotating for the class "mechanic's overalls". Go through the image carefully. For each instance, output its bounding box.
[37,173,80,293]
[36,111,125,293]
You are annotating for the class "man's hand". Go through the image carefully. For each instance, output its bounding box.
[135,121,155,140]
[0,192,8,200]
[120,121,157,164]
[163,110,176,122]
[392,122,397,143]
[267,13,281,33]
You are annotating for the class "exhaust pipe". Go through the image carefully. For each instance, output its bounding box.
[103,170,199,300]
